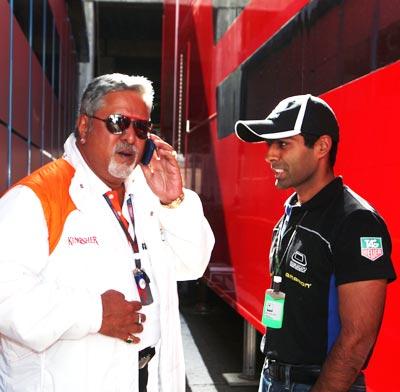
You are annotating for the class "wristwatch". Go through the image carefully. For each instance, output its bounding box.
[160,193,185,209]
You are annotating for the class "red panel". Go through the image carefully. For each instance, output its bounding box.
[42,155,53,165]
[11,134,28,185]
[0,125,8,193]
[208,122,292,331]
[31,57,44,147]
[11,16,30,138]
[52,97,60,157]
[30,145,42,173]
[0,0,10,124]
[43,82,54,155]
[215,0,308,83]
[48,0,67,37]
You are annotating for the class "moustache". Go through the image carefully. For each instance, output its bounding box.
[114,142,138,155]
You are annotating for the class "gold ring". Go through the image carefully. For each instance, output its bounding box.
[137,314,142,324]
[126,335,134,344]
[171,150,177,159]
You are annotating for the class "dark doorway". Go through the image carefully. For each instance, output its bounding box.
[95,2,163,124]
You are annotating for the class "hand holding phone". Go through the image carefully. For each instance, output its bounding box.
[140,135,183,203]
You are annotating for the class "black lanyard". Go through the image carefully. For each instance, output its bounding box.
[273,209,308,277]
[103,193,141,269]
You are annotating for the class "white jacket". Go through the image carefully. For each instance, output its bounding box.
[0,134,215,392]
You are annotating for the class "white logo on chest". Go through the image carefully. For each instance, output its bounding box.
[289,251,307,273]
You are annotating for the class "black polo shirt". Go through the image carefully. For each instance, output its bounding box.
[263,177,396,365]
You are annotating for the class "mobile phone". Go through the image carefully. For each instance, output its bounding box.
[141,138,156,165]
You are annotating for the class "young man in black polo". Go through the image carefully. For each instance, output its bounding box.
[235,94,396,392]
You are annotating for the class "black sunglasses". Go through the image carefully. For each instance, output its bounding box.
[89,114,152,139]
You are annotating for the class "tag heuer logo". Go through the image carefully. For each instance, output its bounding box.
[360,237,383,261]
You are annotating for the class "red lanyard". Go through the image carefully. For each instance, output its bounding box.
[103,192,141,267]
[103,192,154,306]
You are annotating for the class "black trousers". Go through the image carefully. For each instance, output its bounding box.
[139,365,149,392]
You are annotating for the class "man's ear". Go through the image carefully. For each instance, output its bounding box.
[315,135,332,159]
[76,114,89,142]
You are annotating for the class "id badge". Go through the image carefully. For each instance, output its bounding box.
[262,288,285,329]
[133,268,154,306]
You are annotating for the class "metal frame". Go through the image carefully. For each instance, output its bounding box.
[222,320,259,386]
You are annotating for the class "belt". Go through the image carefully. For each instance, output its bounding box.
[138,347,156,370]
[265,360,365,387]
[266,360,321,385]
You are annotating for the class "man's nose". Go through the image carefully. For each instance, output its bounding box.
[265,143,278,163]
[120,123,138,144]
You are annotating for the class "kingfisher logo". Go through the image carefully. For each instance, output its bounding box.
[68,236,99,246]
[289,251,307,273]
[360,237,383,261]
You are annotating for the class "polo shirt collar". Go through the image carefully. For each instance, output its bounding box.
[285,177,343,211]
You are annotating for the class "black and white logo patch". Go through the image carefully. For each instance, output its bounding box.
[289,251,307,273]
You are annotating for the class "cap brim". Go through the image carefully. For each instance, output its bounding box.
[235,119,301,143]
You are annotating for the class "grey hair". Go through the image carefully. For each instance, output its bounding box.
[79,73,154,116]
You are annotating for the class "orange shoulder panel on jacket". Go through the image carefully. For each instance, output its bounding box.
[15,159,77,254]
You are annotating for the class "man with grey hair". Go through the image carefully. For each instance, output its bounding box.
[0,73,215,392]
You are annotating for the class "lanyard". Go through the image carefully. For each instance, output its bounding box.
[273,209,307,277]
[103,193,154,306]
[277,204,293,248]
[103,193,142,269]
